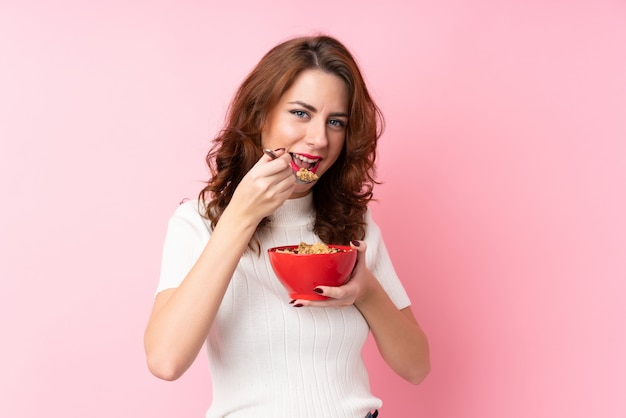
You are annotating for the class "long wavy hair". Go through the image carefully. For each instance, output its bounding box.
[199,35,384,245]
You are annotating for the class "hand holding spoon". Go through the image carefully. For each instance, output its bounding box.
[263,149,318,184]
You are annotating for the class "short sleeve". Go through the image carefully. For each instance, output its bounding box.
[363,209,412,310]
[155,200,211,295]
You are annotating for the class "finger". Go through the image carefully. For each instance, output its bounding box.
[312,281,356,302]
[256,148,288,169]
[291,298,344,308]
[273,173,297,196]
[252,151,293,180]
[262,147,286,160]
[350,239,368,271]
[350,239,366,253]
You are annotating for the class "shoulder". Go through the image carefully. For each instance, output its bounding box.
[364,207,382,238]
[362,207,385,261]
[167,199,212,236]
[172,199,204,218]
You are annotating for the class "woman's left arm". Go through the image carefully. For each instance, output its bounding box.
[296,240,431,384]
[354,269,431,384]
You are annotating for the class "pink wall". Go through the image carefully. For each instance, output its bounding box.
[1,1,624,417]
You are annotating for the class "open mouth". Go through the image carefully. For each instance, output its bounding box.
[289,152,322,174]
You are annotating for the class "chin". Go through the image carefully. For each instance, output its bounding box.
[289,185,314,199]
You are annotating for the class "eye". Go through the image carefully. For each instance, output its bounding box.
[290,110,309,119]
[328,119,347,128]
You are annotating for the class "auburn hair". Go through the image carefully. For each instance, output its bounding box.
[198,35,384,245]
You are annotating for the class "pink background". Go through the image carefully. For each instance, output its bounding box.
[1,1,625,417]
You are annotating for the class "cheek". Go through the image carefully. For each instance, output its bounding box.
[281,123,302,141]
[328,134,346,158]
[263,122,302,147]
[320,143,344,173]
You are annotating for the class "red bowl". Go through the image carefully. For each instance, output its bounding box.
[267,245,357,300]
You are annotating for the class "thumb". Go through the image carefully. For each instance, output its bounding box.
[350,239,367,268]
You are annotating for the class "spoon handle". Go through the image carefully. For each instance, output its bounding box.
[263,149,279,159]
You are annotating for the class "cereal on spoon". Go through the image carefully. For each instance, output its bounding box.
[296,168,319,182]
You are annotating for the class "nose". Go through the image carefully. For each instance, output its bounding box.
[305,121,328,149]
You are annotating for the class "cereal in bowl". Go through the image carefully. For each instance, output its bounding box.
[277,241,342,254]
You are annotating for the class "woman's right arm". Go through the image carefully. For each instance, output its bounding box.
[144,151,294,381]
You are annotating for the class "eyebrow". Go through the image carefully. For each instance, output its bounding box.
[288,101,348,118]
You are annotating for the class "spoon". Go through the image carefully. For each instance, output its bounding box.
[263,149,317,184]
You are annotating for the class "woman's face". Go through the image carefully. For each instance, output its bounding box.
[261,69,349,198]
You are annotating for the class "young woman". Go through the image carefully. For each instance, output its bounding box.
[144,34,430,418]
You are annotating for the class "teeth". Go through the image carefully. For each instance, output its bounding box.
[293,154,318,164]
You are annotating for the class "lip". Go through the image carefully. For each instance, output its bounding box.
[289,152,322,174]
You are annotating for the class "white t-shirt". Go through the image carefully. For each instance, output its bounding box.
[157,193,411,418]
